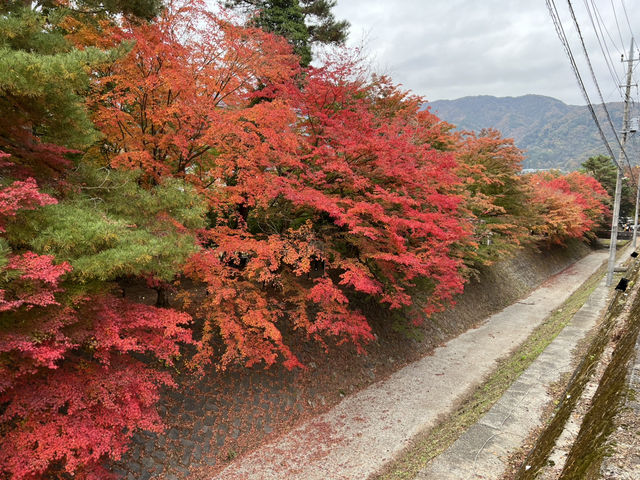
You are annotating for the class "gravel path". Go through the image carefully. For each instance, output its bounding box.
[212,250,609,480]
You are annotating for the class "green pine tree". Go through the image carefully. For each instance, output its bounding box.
[4,165,206,302]
[300,0,349,45]
[581,155,634,218]
[0,1,162,173]
[224,0,349,66]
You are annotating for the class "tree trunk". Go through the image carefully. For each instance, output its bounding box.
[155,286,169,308]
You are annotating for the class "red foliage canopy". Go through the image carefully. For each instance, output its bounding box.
[91,0,299,186]
[0,160,194,479]
[282,64,469,313]
[527,170,609,243]
[93,5,472,369]
[0,177,57,232]
[454,129,532,263]
[1,288,194,479]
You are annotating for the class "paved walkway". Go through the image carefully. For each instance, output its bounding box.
[418,254,623,479]
[212,250,610,480]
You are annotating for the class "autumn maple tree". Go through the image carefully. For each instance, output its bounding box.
[455,128,533,264]
[581,154,633,218]
[526,170,609,243]
[91,3,474,370]
[91,0,300,188]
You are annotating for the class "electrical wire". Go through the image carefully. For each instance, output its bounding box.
[619,1,640,187]
[567,0,635,184]
[591,0,623,55]
[610,0,627,53]
[545,0,621,171]
[620,0,636,45]
[620,0,640,106]
[584,0,624,97]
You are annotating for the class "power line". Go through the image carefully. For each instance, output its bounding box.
[583,0,640,181]
[620,0,640,98]
[610,0,627,53]
[548,0,637,285]
[620,0,636,45]
[584,0,624,97]
[567,0,636,184]
[591,0,623,54]
[545,0,622,171]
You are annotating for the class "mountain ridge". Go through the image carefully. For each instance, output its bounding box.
[424,94,634,171]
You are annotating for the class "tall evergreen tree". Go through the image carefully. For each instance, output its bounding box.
[224,0,349,66]
[581,155,633,218]
[300,0,349,45]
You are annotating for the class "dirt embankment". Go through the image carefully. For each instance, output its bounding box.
[115,240,593,480]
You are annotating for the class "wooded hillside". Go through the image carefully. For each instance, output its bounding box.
[427,95,637,171]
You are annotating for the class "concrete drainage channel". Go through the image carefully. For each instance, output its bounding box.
[416,251,640,480]
[514,257,640,480]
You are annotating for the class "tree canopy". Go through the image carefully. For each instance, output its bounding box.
[224,0,349,66]
[581,154,634,218]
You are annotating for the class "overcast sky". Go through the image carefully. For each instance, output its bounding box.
[332,0,640,105]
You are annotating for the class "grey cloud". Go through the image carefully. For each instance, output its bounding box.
[333,0,640,104]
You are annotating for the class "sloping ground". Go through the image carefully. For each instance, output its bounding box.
[599,318,640,479]
[208,248,608,479]
[113,241,592,479]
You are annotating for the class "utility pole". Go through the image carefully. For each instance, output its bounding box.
[606,38,635,286]
[633,157,639,250]
[631,115,640,250]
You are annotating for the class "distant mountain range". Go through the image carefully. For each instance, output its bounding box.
[424,94,639,171]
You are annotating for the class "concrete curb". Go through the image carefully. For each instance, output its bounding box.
[598,326,640,479]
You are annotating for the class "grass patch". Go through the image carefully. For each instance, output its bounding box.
[597,238,629,248]
[372,262,609,480]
